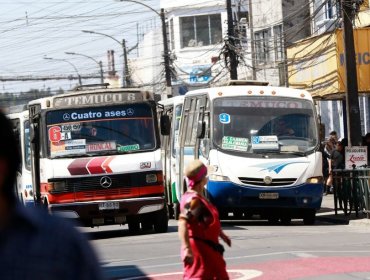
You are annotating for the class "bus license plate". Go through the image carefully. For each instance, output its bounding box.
[259,192,279,199]
[99,202,119,210]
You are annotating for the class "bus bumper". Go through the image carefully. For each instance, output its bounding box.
[206,181,323,214]
[48,196,165,226]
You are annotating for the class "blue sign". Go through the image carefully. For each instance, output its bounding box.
[252,136,260,144]
[219,113,230,124]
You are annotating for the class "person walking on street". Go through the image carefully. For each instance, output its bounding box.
[178,159,231,280]
[324,131,338,194]
[0,110,104,280]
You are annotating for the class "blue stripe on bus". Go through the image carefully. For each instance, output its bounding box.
[206,181,323,210]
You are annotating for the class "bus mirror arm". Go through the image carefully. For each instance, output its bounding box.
[30,123,39,144]
[196,121,205,139]
[160,115,171,136]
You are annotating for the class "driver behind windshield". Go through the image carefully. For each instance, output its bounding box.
[274,119,294,136]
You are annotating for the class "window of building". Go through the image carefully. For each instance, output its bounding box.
[180,14,222,48]
[273,25,284,61]
[254,28,271,64]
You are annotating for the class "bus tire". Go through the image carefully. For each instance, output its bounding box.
[128,220,140,234]
[303,210,316,225]
[268,216,279,225]
[153,207,169,233]
[280,215,292,225]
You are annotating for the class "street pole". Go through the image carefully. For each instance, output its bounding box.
[118,0,172,98]
[82,30,128,88]
[161,8,172,97]
[122,39,131,87]
[99,61,104,84]
[341,0,362,146]
[65,51,104,84]
[248,0,256,80]
[226,0,238,80]
[44,56,82,86]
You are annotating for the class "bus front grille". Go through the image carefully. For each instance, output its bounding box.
[238,177,297,186]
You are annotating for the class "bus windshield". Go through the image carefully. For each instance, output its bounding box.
[213,96,318,155]
[46,104,156,158]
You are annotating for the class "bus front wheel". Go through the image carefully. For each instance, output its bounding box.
[153,206,169,233]
[303,210,316,225]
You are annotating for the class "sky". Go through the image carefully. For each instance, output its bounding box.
[0,0,161,94]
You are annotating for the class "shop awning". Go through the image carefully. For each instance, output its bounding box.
[287,28,370,100]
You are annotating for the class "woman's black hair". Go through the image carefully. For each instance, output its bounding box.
[0,110,20,205]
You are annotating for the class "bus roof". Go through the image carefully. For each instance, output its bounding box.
[7,109,29,120]
[28,87,154,109]
[158,95,185,107]
[184,85,313,101]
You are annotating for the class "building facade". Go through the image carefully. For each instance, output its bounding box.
[289,0,370,139]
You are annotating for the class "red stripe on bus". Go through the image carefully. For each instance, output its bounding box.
[87,157,109,174]
[67,158,91,175]
[46,185,164,204]
[102,156,114,173]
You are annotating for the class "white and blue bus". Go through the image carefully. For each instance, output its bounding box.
[7,109,34,206]
[176,81,324,224]
[158,95,185,219]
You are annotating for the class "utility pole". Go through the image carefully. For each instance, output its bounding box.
[341,0,362,146]
[226,0,238,80]
[248,0,256,80]
[161,8,172,98]
[122,39,131,87]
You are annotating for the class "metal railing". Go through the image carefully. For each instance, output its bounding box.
[332,168,370,218]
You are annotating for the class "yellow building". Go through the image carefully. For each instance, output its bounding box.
[288,2,370,100]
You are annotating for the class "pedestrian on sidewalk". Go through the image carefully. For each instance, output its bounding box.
[324,131,338,194]
[178,159,231,280]
[0,110,104,280]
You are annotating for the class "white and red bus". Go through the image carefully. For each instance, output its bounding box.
[28,86,169,233]
[7,108,34,207]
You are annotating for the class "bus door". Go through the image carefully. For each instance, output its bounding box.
[177,94,207,195]
[29,104,42,205]
[159,104,173,212]
[10,117,21,200]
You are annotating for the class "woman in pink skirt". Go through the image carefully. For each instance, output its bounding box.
[178,159,231,280]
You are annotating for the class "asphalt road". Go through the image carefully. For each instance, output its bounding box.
[79,195,370,280]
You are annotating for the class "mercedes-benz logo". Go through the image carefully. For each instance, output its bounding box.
[100,176,112,188]
[263,176,273,185]
[63,113,70,121]
[127,108,134,116]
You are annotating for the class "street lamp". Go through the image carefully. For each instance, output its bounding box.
[43,56,82,85]
[65,52,104,84]
[82,30,130,87]
[118,0,172,98]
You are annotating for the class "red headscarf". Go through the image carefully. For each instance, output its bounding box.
[187,164,207,189]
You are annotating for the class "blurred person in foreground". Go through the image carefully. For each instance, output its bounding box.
[178,159,231,280]
[0,110,104,280]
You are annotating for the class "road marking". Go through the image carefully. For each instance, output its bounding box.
[290,252,317,258]
[120,269,263,280]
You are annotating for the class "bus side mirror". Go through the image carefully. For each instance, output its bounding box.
[200,139,210,158]
[160,115,171,136]
[30,123,39,144]
[197,121,205,139]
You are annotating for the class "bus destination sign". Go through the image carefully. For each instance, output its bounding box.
[54,92,141,108]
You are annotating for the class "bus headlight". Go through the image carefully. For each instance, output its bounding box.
[306,176,323,184]
[208,174,230,182]
[48,181,66,192]
[146,174,158,183]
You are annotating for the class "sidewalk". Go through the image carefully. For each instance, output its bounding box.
[317,193,370,226]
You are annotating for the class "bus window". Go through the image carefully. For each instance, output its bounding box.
[46,104,157,158]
